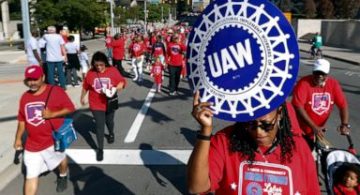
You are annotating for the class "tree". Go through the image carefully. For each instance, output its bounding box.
[333,0,360,19]
[318,0,334,18]
[304,0,316,18]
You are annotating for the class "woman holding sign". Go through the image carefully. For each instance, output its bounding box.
[187,92,321,194]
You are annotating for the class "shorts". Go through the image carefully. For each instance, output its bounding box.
[24,145,66,179]
[80,63,89,74]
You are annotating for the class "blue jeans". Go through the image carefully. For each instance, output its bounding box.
[47,61,66,89]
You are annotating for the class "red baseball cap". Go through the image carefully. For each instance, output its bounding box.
[25,65,44,79]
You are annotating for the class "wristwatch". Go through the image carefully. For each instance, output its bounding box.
[196,131,212,141]
[341,123,351,128]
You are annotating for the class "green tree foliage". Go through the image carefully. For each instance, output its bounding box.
[304,0,317,18]
[33,0,107,31]
[333,0,360,19]
[318,0,334,19]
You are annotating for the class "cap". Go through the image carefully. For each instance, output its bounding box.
[25,65,43,79]
[167,29,174,34]
[313,59,330,74]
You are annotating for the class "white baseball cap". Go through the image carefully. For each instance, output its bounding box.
[313,59,330,74]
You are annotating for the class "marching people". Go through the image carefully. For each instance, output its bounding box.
[80,51,126,161]
[129,35,146,82]
[79,45,90,80]
[166,34,186,96]
[14,65,75,195]
[187,92,321,194]
[151,34,166,65]
[26,30,42,66]
[64,35,81,87]
[43,26,68,90]
[111,32,132,78]
[150,56,164,93]
[291,59,350,149]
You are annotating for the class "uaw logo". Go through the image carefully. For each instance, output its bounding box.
[25,102,45,126]
[312,92,331,115]
[94,78,112,93]
[187,0,299,121]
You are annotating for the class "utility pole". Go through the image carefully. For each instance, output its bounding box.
[161,6,163,23]
[21,0,30,46]
[144,0,147,33]
[107,0,114,35]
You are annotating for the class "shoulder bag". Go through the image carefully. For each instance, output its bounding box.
[45,86,77,152]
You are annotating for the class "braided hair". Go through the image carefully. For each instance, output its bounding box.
[229,104,295,163]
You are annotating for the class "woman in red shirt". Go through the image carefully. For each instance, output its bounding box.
[80,51,126,161]
[166,34,186,96]
[187,92,321,194]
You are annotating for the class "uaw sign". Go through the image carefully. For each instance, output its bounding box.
[187,0,299,121]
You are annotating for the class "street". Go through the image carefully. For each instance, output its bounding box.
[0,37,359,194]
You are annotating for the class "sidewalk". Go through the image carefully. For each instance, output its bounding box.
[0,41,359,191]
[298,41,360,65]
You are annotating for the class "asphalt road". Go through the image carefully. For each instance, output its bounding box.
[1,48,359,194]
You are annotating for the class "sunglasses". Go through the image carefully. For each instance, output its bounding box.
[313,71,327,76]
[244,112,279,132]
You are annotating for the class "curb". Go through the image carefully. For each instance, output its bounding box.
[299,48,360,66]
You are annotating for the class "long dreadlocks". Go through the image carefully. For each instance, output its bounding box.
[229,104,295,163]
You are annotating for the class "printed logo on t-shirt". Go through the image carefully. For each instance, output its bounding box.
[93,78,112,93]
[133,44,141,52]
[153,66,162,75]
[311,92,331,115]
[171,45,180,54]
[25,101,45,126]
[239,161,293,195]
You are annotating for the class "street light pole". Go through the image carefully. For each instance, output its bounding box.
[107,0,114,35]
[144,0,147,33]
[21,0,30,46]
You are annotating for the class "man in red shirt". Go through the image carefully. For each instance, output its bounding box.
[14,65,75,195]
[167,34,186,95]
[292,59,350,148]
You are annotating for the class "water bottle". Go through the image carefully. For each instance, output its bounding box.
[13,149,23,165]
[55,139,61,151]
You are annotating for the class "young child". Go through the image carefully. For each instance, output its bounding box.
[333,163,360,195]
[79,45,90,80]
[150,56,164,93]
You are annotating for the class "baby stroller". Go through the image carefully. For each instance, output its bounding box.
[316,134,360,194]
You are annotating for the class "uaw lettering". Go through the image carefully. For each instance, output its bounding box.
[187,0,299,121]
[207,39,253,78]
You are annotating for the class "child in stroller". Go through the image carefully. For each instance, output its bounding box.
[333,163,360,194]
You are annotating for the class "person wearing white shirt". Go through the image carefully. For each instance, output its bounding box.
[64,35,80,86]
[44,26,67,89]
[26,31,42,66]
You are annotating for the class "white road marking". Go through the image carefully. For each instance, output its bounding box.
[124,86,156,143]
[66,149,191,165]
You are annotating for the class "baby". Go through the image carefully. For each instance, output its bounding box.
[333,163,360,195]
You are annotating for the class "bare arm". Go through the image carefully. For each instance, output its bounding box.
[116,82,125,91]
[13,121,25,150]
[339,106,350,134]
[32,49,42,65]
[61,44,68,62]
[80,88,88,106]
[294,107,325,137]
[187,92,213,194]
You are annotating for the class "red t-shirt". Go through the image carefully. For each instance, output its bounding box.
[18,85,75,152]
[151,62,164,84]
[105,35,112,48]
[167,42,186,66]
[333,184,360,195]
[83,67,126,111]
[111,37,125,60]
[292,75,347,136]
[129,42,146,57]
[208,126,321,195]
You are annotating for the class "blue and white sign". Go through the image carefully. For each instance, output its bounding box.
[187,0,299,122]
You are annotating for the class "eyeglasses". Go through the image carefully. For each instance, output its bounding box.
[244,112,279,132]
[313,71,327,76]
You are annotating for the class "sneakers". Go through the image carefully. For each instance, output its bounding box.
[107,134,115,144]
[96,149,104,161]
[169,92,176,96]
[56,176,68,192]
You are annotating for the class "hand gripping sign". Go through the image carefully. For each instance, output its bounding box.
[187,0,299,122]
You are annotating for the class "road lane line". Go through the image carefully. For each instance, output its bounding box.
[124,86,156,143]
[66,149,191,165]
